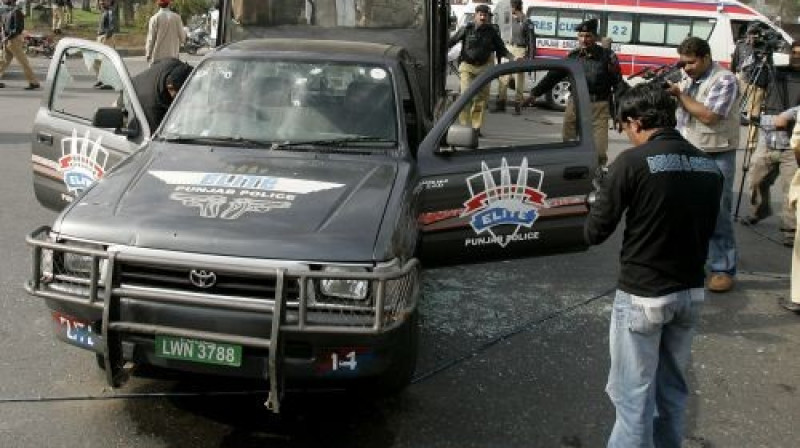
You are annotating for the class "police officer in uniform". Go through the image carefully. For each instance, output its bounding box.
[527,18,625,165]
[449,4,519,136]
[493,0,535,115]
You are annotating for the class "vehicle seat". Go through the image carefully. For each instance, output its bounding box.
[344,81,395,139]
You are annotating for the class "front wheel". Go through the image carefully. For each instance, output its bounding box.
[374,310,419,394]
[546,80,572,111]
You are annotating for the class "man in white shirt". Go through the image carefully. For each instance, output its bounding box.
[145,0,186,66]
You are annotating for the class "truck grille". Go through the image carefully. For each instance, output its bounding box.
[119,263,300,301]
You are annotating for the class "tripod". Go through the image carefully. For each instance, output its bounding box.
[733,51,783,220]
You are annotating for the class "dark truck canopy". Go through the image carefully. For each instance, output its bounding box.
[217,0,449,116]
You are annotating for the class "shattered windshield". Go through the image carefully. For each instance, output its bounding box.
[161,58,398,146]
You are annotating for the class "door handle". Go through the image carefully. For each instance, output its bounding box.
[36,132,54,146]
[563,166,590,180]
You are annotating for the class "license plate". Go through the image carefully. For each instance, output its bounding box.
[155,336,242,367]
[52,312,97,350]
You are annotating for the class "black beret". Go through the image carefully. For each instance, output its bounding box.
[475,4,491,14]
[575,18,599,35]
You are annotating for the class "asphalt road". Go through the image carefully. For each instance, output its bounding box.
[0,53,799,448]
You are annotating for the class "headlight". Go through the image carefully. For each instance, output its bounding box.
[57,242,109,284]
[41,248,54,282]
[64,252,95,273]
[318,266,369,301]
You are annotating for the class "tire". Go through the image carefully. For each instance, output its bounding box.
[95,353,106,370]
[373,310,419,394]
[546,79,572,111]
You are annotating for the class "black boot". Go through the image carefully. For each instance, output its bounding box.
[490,100,506,113]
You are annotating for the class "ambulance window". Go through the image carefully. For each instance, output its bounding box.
[731,20,750,41]
[607,13,633,43]
[528,8,556,37]
[639,17,666,44]
[666,19,691,45]
[691,19,714,40]
[557,10,583,38]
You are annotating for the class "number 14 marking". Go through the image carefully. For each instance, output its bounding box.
[331,351,357,371]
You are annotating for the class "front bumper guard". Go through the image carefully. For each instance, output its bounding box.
[25,226,419,413]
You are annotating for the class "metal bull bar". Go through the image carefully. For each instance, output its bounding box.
[25,226,419,413]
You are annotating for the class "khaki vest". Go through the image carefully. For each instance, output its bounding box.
[680,64,740,153]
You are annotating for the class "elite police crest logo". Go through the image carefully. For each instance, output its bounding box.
[461,157,547,248]
[58,129,110,193]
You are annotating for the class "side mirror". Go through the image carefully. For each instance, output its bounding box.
[93,107,124,128]
[92,107,139,139]
[441,124,478,152]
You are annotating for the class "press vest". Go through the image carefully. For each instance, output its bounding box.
[680,64,741,153]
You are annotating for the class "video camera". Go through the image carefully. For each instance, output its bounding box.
[628,61,685,89]
[749,23,784,56]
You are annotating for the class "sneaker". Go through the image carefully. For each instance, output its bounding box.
[24,83,40,90]
[707,273,734,293]
[93,81,104,88]
[779,297,800,313]
[99,84,114,90]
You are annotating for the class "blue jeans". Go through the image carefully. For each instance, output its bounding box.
[707,150,737,275]
[606,289,704,448]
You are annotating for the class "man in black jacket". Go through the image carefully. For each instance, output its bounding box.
[585,84,722,448]
[129,57,192,131]
[448,4,519,136]
[0,0,40,90]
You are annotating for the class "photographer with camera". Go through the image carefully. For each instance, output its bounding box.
[732,24,772,122]
[741,42,800,248]
[665,36,740,293]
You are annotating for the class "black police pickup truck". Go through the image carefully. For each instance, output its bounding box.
[25,0,597,412]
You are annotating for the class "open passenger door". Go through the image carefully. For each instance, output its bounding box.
[416,59,597,263]
[31,38,151,211]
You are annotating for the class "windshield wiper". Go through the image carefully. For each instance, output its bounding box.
[270,136,397,151]
[158,135,275,148]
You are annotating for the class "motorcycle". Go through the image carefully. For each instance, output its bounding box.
[22,31,55,58]
[182,26,213,55]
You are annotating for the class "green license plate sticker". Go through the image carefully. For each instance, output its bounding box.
[155,336,242,367]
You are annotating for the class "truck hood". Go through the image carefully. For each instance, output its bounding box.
[57,144,398,262]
